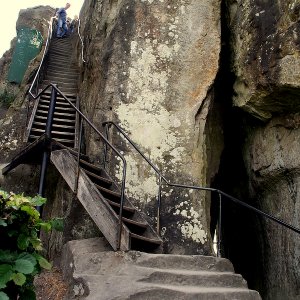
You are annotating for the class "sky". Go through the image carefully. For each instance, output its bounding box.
[0,0,84,58]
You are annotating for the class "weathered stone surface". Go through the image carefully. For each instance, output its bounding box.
[61,238,261,300]
[0,7,55,204]
[225,1,300,299]
[241,115,300,300]
[79,0,223,255]
[228,0,300,121]
[16,6,54,33]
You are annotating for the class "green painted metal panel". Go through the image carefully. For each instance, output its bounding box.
[8,28,43,84]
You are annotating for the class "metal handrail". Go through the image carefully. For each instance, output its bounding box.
[29,16,55,98]
[103,121,300,256]
[77,19,86,63]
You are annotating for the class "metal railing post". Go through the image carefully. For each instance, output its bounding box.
[217,192,222,258]
[74,116,83,194]
[117,160,127,250]
[103,123,109,170]
[37,85,57,213]
[157,174,162,235]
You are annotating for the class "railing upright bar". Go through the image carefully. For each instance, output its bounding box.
[37,85,57,212]
[217,192,222,258]
[77,19,86,63]
[29,16,55,98]
[103,123,110,170]
[117,162,127,250]
[74,116,83,194]
[157,174,162,235]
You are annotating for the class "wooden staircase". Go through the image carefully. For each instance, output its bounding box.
[26,38,79,148]
[51,149,162,252]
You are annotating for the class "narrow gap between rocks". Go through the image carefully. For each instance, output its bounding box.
[210,0,263,294]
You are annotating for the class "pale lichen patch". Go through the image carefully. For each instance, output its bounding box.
[174,201,207,244]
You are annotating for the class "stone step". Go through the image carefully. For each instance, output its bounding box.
[135,267,247,288]
[134,253,235,272]
[61,239,261,300]
[114,284,261,300]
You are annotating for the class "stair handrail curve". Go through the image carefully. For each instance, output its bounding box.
[28,16,56,99]
[30,84,127,250]
[77,19,86,63]
[103,121,300,255]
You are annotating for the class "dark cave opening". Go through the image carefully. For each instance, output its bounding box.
[209,0,265,295]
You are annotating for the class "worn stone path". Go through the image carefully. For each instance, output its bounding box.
[61,238,261,300]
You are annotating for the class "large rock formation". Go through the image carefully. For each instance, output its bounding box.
[226,0,300,299]
[0,6,55,194]
[228,0,300,121]
[79,0,223,255]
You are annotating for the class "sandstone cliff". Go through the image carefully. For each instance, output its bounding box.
[223,1,300,299]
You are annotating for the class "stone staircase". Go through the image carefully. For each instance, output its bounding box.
[62,238,261,300]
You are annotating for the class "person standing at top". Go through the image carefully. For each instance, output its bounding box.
[56,3,71,38]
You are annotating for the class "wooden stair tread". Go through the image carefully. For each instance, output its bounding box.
[122,217,147,229]
[31,128,75,136]
[33,122,75,130]
[38,104,75,112]
[106,199,135,214]
[84,169,113,185]
[36,111,76,117]
[29,135,74,144]
[40,99,76,106]
[95,184,121,198]
[79,159,102,173]
[34,115,75,123]
[42,91,77,98]
[130,233,162,245]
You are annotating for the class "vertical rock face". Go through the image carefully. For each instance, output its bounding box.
[228,0,300,120]
[79,0,222,254]
[227,0,300,299]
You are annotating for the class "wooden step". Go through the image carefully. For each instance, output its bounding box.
[95,184,121,202]
[31,128,75,136]
[130,233,162,252]
[36,110,76,118]
[84,169,113,187]
[38,104,75,112]
[29,135,74,145]
[79,159,103,174]
[106,199,135,218]
[46,70,78,78]
[33,121,75,130]
[46,63,78,71]
[46,66,79,74]
[122,217,147,234]
[45,75,78,84]
[34,115,76,124]
[43,80,77,89]
[40,98,76,107]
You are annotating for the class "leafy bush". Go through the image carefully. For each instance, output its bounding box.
[0,190,63,300]
[0,89,15,108]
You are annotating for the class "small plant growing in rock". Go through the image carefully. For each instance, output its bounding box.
[0,190,63,300]
[0,89,15,108]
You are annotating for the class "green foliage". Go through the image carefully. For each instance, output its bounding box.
[0,189,64,299]
[0,89,15,108]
